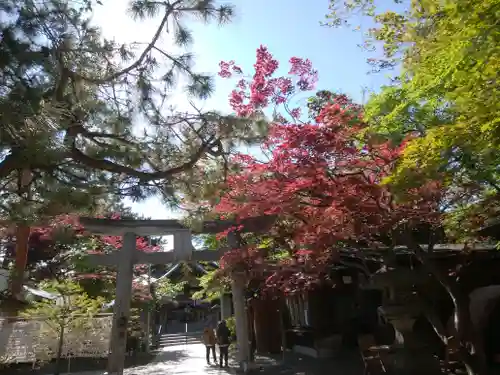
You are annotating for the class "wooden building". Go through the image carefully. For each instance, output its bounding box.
[366,243,500,374]
[247,254,382,358]
[247,239,500,372]
[150,261,219,333]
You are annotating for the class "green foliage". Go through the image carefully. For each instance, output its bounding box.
[326,0,500,233]
[443,193,500,242]
[23,281,105,324]
[198,234,223,251]
[324,0,378,28]
[225,316,236,338]
[373,0,499,187]
[190,234,288,300]
[188,234,227,301]
[0,0,266,223]
[266,248,291,262]
[191,269,229,301]
[126,307,144,340]
[21,280,105,363]
[21,280,105,333]
[155,277,186,300]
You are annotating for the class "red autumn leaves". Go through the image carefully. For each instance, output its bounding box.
[219,45,317,118]
[15,214,160,301]
[215,46,442,282]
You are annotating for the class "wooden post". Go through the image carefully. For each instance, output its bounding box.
[107,232,136,375]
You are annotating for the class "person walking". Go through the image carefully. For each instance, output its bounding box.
[202,326,217,365]
[216,320,230,368]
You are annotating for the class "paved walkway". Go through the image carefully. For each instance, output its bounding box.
[118,344,233,375]
[56,343,363,375]
[58,344,232,375]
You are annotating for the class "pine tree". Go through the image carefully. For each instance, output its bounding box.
[0,0,267,223]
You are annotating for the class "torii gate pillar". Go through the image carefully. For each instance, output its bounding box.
[227,232,251,370]
[80,218,219,375]
[110,232,135,372]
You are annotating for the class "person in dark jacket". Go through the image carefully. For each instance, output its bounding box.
[216,320,230,368]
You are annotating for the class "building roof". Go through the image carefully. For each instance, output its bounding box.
[22,285,59,300]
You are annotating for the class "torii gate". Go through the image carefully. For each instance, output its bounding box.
[80,216,275,375]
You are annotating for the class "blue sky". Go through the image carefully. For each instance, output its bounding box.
[91,0,390,219]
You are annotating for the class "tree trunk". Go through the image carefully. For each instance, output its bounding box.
[403,234,487,375]
[279,299,287,362]
[11,169,32,298]
[419,297,484,375]
[54,324,65,375]
[10,224,30,297]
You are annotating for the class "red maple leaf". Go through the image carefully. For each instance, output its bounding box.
[214,47,443,292]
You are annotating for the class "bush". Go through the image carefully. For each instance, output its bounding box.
[225,316,236,340]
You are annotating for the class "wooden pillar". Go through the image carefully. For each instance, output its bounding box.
[252,298,282,354]
[107,232,136,375]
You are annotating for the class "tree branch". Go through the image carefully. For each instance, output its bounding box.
[69,134,215,181]
[400,231,487,372]
[0,153,19,180]
[74,1,182,84]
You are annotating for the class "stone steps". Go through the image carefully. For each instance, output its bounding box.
[158,331,203,347]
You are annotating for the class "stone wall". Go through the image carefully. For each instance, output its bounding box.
[0,315,112,363]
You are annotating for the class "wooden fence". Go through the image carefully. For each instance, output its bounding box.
[0,314,112,364]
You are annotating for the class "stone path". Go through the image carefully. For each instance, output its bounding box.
[120,344,227,375]
[58,343,363,375]
[57,343,231,375]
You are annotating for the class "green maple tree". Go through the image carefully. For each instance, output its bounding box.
[325,0,500,238]
[21,280,105,374]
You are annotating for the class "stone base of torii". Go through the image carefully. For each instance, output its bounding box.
[80,216,275,375]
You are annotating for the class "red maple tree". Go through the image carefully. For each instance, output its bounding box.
[77,214,160,301]
[2,214,159,301]
[216,46,441,265]
[215,47,489,375]
[219,45,317,119]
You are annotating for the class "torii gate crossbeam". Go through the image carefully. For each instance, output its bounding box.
[80,216,275,375]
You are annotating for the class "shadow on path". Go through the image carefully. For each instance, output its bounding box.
[248,349,364,375]
[1,350,189,375]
